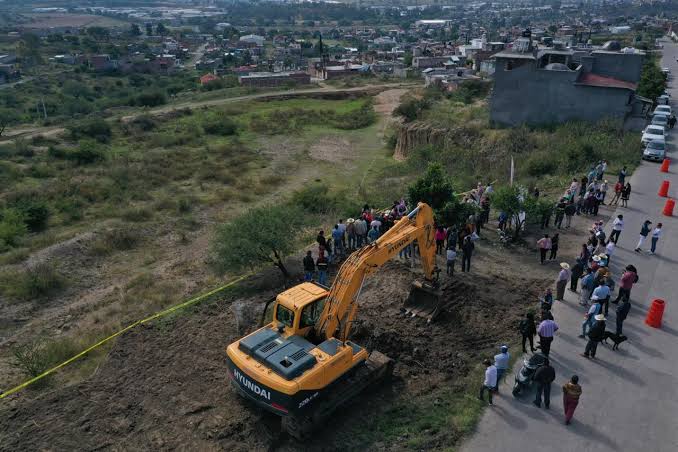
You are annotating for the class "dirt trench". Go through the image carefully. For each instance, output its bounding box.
[0,257,547,452]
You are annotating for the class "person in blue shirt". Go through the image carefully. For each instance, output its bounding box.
[367,225,380,243]
[493,345,510,391]
[579,269,595,306]
[592,281,611,317]
[332,224,344,258]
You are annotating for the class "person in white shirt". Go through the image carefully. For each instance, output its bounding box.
[479,359,497,405]
[609,214,624,244]
[649,223,663,255]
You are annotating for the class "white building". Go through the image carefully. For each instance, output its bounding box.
[239,34,265,47]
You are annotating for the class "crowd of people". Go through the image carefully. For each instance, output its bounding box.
[479,157,662,426]
[302,184,496,284]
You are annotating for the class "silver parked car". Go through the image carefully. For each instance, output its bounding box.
[643,140,666,162]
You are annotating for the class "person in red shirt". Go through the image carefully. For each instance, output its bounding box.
[610,181,623,206]
[613,265,638,304]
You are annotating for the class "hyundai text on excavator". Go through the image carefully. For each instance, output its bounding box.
[225,202,441,438]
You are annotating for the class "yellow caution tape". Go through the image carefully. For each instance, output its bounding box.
[0,273,250,400]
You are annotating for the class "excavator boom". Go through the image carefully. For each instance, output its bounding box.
[316,202,439,341]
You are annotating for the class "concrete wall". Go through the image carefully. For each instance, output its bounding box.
[490,60,632,126]
[591,52,643,83]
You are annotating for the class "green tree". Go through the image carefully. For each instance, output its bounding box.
[491,186,524,239]
[130,23,142,36]
[403,51,413,67]
[146,23,153,36]
[214,205,305,279]
[637,59,667,101]
[156,23,167,36]
[406,163,477,227]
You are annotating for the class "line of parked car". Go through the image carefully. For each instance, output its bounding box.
[641,90,673,162]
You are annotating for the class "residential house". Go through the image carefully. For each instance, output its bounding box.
[490,37,645,127]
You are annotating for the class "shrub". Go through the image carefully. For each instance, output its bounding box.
[291,184,353,215]
[12,199,50,232]
[0,262,66,300]
[130,114,157,131]
[121,206,153,222]
[525,153,558,177]
[68,118,111,143]
[11,337,81,379]
[0,208,28,250]
[132,90,166,107]
[333,102,376,130]
[71,140,105,165]
[90,228,140,255]
[202,114,238,136]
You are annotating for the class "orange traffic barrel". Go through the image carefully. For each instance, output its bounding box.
[663,198,675,217]
[659,180,670,197]
[660,159,670,173]
[645,299,666,328]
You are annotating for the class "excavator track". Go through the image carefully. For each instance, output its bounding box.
[281,350,393,440]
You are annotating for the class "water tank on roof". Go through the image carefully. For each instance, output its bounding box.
[602,40,622,51]
[544,63,570,71]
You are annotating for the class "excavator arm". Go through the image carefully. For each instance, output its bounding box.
[315,202,438,341]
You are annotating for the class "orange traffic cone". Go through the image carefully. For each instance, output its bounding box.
[645,299,666,328]
[663,198,675,217]
[660,159,670,173]
[659,180,670,197]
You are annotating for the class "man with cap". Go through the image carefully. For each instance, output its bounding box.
[580,295,602,338]
[346,218,356,250]
[493,345,510,391]
[579,268,595,306]
[582,314,606,359]
[555,262,570,301]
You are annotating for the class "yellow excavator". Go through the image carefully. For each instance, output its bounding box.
[225,202,441,438]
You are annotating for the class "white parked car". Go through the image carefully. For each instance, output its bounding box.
[652,114,669,127]
[653,105,672,116]
[643,140,666,162]
[641,125,666,145]
[658,95,670,105]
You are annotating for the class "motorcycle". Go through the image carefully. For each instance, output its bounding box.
[512,352,547,397]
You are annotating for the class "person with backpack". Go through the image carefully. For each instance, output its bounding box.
[519,312,537,353]
[582,314,606,359]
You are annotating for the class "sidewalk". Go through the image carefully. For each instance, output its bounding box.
[462,40,678,452]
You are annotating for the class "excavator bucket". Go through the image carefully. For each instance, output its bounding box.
[402,279,443,323]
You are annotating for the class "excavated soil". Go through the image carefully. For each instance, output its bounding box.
[0,259,547,451]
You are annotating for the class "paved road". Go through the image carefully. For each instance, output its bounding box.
[462,40,678,452]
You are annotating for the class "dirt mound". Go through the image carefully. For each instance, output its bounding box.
[0,259,546,451]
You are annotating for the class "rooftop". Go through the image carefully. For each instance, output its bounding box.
[576,72,637,90]
[492,51,536,60]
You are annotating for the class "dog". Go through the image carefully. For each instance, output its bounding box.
[602,331,628,350]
